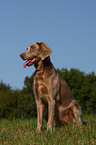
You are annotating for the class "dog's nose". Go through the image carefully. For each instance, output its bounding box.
[20,53,24,59]
[20,53,23,58]
[20,53,26,60]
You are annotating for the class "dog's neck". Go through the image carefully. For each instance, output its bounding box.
[34,56,52,72]
[43,56,52,66]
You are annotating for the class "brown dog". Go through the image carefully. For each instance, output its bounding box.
[20,42,82,132]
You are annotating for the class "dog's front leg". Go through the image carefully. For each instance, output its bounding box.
[36,100,44,132]
[47,99,55,132]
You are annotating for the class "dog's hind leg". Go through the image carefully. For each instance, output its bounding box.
[72,105,82,125]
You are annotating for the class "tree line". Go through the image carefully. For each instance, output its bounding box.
[0,68,96,119]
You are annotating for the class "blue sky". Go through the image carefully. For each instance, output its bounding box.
[0,0,96,90]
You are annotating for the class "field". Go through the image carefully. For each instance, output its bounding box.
[0,114,96,145]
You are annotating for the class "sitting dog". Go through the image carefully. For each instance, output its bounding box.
[20,42,82,132]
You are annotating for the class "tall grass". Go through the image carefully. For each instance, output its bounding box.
[0,114,96,145]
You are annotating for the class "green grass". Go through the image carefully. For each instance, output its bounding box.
[0,114,96,145]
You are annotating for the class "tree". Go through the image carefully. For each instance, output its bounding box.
[0,68,95,119]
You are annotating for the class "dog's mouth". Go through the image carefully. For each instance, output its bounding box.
[23,57,38,68]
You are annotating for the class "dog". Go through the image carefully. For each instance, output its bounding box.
[20,42,82,132]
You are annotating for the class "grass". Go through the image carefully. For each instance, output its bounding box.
[0,114,96,145]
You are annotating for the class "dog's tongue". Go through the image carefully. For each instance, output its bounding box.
[23,58,37,68]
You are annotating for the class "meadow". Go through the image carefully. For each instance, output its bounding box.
[0,114,96,145]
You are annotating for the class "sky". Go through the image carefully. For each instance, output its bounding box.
[0,0,96,90]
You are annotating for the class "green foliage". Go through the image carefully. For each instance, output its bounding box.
[0,80,36,119]
[0,68,96,119]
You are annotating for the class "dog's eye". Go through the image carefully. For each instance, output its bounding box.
[30,46,35,49]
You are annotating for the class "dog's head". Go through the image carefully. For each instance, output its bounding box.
[20,42,52,68]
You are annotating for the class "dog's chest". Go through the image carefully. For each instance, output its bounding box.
[33,70,59,102]
[33,74,50,102]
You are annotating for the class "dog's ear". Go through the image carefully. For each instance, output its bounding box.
[37,42,52,60]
